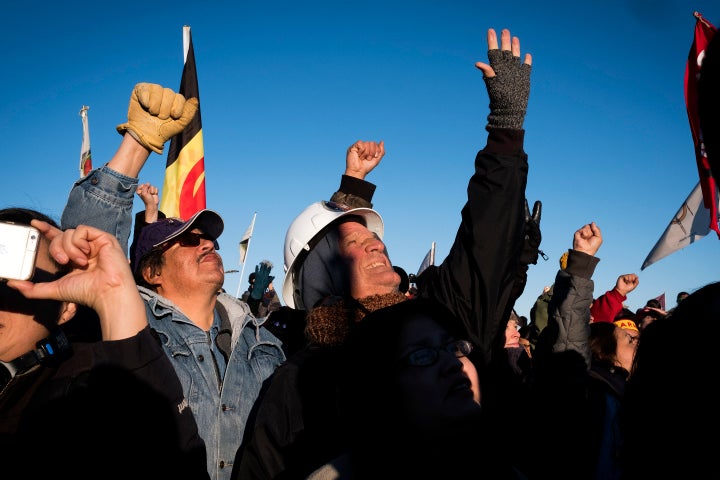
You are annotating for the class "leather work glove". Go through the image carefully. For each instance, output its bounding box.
[116,83,199,154]
[484,49,531,129]
[250,260,274,301]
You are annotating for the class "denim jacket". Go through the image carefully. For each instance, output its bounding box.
[61,165,286,480]
[139,288,285,480]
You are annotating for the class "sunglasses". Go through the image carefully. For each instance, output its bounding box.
[160,231,219,252]
[0,268,64,314]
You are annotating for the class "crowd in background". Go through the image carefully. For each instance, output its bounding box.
[1,23,719,480]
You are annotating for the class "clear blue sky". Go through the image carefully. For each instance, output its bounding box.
[2,1,719,318]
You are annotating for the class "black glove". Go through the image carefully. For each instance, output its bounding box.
[508,199,544,308]
[250,260,274,301]
[484,49,531,130]
[519,199,542,266]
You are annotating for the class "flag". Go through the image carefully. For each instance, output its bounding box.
[79,105,92,177]
[160,25,206,220]
[239,212,257,266]
[641,181,719,270]
[653,293,666,311]
[685,12,718,237]
[416,241,436,276]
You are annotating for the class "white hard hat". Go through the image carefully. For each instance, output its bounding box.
[282,200,384,309]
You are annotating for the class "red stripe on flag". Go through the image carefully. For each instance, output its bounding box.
[179,156,207,220]
[685,12,719,237]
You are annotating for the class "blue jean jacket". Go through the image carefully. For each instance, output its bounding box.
[61,165,286,480]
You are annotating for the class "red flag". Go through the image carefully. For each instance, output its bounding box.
[685,12,719,237]
[653,293,666,311]
[160,25,206,220]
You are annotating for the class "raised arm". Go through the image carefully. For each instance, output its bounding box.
[9,221,147,340]
[61,83,197,255]
[329,140,385,209]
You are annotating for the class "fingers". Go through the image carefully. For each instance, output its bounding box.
[53,226,93,267]
[486,28,498,50]
[355,140,385,159]
[136,183,158,198]
[531,200,541,224]
[500,29,511,52]
[158,87,177,119]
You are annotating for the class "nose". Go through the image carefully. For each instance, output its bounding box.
[198,237,216,252]
[364,236,386,253]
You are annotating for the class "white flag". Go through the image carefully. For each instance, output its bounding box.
[417,241,436,276]
[641,182,719,270]
[239,212,257,266]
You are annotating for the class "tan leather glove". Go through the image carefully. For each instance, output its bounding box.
[116,83,199,154]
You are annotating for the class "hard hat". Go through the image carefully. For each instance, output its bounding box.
[282,200,384,309]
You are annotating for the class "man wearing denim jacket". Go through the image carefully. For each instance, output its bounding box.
[60,83,286,480]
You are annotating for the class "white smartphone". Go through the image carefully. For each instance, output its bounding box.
[0,222,40,281]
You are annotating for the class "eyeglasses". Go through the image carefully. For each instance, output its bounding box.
[402,339,474,367]
[624,331,639,345]
[161,231,219,252]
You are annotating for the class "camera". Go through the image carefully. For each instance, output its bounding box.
[0,221,40,281]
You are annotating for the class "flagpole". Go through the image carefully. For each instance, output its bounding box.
[236,212,257,298]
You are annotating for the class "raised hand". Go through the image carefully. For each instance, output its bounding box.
[8,221,146,340]
[116,83,199,154]
[136,182,160,223]
[614,274,639,297]
[475,28,532,129]
[344,140,385,180]
[573,222,603,257]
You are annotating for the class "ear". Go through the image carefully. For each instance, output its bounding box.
[56,302,78,326]
[142,266,163,286]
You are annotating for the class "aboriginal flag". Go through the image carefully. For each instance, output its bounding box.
[160,25,207,219]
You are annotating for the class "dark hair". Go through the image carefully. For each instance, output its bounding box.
[0,207,59,228]
[589,322,623,372]
[645,298,662,309]
[134,247,165,290]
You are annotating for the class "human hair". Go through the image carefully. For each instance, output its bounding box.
[589,322,622,371]
[0,207,60,228]
[134,247,165,290]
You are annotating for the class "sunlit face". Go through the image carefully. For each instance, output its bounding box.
[155,229,224,298]
[394,315,481,430]
[504,319,521,348]
[614,326,638,372]
[337,221,400,299]
[0,237,64,361]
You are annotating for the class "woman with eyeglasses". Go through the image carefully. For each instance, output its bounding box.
[307,298,522,479]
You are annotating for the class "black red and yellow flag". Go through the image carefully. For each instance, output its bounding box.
[161,25,207,219]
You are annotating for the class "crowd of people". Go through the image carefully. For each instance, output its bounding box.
[2,24,719,480]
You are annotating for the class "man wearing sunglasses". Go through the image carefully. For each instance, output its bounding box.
[60,83,285,480]
[0,208,209,478]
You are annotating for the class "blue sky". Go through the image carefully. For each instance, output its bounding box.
[2,0,719,318]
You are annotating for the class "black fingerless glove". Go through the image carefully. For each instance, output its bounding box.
[484,49,531,130]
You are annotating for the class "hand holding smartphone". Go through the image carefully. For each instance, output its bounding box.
[0,221,40,281]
